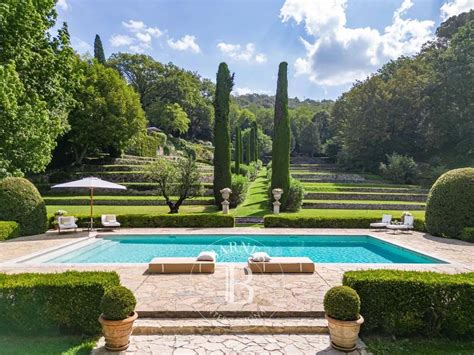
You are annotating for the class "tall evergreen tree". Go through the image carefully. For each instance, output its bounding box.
[94,34,106,64]
[213,63,234,207]
[251,121,259,162]
[271,62,290,208]
[249,123,256,163]
[235,126,242,175]
[246,132,251,164]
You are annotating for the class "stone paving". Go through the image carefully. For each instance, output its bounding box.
[1,228,473,316]
[92,334,368,354]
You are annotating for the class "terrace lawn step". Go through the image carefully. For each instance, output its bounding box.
[305,192,427,202]
[298,174,366,183]
[290,165,338,171]
[302,201,426,210]
[311,187,429,194]
[44,197,214,206]
[133,317,328,335]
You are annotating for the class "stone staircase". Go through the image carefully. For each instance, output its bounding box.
[133,317,329,336]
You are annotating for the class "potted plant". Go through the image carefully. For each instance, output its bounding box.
[99,286,138,351]
[324,286,364,352]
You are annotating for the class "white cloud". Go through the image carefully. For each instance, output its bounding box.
[71,37,92,54]
[57,0,69,11]
[440,0,474,20]
[168,35,201,53]
[217,42,268,63]
[110,34,134,47]
[232,87,271,96]
[280,0,435,86]
[110,20,163,52]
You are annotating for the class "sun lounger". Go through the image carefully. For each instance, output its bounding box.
[57,216,78,233]
[148,257,215,274]
[387,215,414,234]
[247,257,315,273]
[370,214,392,229]
[101,214,121,229]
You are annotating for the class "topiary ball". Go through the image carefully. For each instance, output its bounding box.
[100,286,137,320]
[425,168,474,239]
[324,286,360,321]
[0,177,47,236]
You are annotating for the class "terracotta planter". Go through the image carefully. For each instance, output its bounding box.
[99,311,138,351]
[325,314,364,352]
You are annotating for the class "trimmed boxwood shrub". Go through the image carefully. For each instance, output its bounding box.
[0,177,48,236]
[286,178,305,212]
[0,271,120,335]
[230,174,249,208]
[324,286,360,321]
[343,270,474,338]
[48,213,235,229]
[460,227,474,243]
[100,286,136,320]
[425,168,474,239]
[264,215,425,231]
[0,221,20,241]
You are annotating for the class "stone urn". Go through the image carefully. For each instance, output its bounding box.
[325,315,364,352]
[99,311,138,351]
[220,187,232,201]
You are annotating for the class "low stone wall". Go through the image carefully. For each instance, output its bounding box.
[302,202,426,210]
[305,192,427,202]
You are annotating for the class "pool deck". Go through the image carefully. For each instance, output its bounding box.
[1,228,473,316]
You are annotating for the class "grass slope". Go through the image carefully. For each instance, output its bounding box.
[279,209,425,219]
[233,169,270,217]
[46,205,218,216]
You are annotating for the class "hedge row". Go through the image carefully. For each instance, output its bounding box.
[0,271,120,335]
[461,227,474,243]
[343,270,474,339]
[49,213,235,229]
[0,221,20,241]
[263,215,425,231]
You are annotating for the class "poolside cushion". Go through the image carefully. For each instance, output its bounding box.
[196,251,217,262]
[148,257,215,274]
[248,257,315,273]
[251,252,271,262]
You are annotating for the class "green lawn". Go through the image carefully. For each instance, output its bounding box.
[0,335,96,355]
[233,169,271,217]
[46,204,218,216]
[364,336,474,355]
[279,209,425,219]
[44,195,213,201]
[302,182,421,190]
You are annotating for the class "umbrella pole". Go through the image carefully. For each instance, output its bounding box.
[90,187,94,231]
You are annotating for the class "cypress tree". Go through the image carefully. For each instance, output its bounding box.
[235,126,242,175]
[271,62,290,209]
[249,123,256,163]
[246,132,251,164]
[213,63,234,207]
[94,34,106,64]
[251,121,259,162]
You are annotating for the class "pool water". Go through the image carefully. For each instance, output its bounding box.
[45,235,444,264]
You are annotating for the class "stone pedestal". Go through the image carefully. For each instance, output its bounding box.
[272,188,283,215]
[220,188,232,214]
[222,200,230,214]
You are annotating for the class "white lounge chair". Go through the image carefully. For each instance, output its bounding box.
[387,215,414,234]
[101,215,121,229]
[58,216,78,233]
[370,214,392,229]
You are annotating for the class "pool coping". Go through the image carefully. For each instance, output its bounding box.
[5,228,455,267]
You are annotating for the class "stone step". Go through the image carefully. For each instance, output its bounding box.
[235,217,264,225]
[302,202,426,210]
[133,317,328,336]
[305,192,427,202]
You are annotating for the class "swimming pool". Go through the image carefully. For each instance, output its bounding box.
[44,234,444,264]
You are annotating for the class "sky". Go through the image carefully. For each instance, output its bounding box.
[56,0,474,100]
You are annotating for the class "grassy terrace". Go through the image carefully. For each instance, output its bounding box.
[0,335,96,355]
[304,200,425,205]
[280,209,425,219]
[44,195,214,201]
[233,169,270,217]
[46,205,218,216]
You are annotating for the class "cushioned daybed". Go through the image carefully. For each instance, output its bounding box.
[247,257,315,273]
